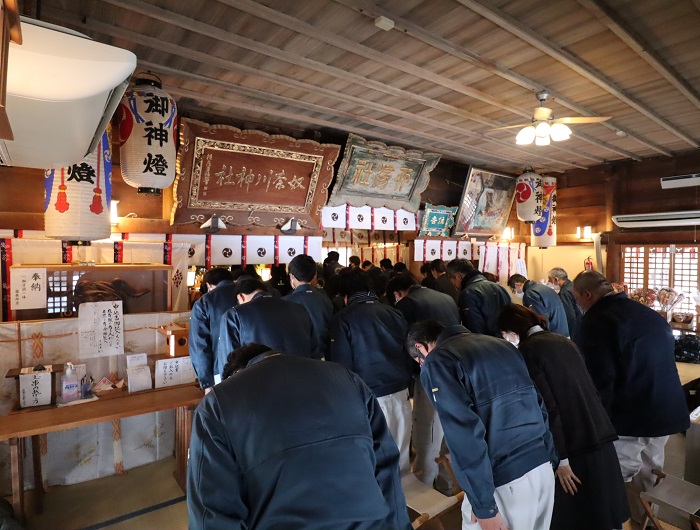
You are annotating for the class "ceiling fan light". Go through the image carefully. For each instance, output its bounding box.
[535,121,551,138]
[515,126,536,145]
[550,123,572,141]
[535,134,550,146]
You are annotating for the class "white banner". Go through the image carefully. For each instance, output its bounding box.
[245,236,275,265]
[396,209,417,231]
[441,240,457,261]
[210,235,242,266]
[321,204,347,228]
[372,207,395,231]
[348,206,372,229]
[278,236,305,264]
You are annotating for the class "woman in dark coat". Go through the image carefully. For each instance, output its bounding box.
[497,304,629,530]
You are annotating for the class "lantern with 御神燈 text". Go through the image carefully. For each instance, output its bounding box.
[118,75,177,196]
[44,128,112,244]
[515,171,543,223]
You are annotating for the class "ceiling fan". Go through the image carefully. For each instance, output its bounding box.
[496,90,611,145]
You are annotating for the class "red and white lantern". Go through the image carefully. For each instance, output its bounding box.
[515,171,543,223]
[44,129,112,244]
[118,75,177,195]
[531,176,557,248]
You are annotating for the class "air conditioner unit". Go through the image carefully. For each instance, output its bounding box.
[4,18,136,169]
[612,210,700,228]
[660,173,700,189]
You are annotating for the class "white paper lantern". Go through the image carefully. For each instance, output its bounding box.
[44,129,112,243]
[531,176,557,248]
[118,75,177,195]
[515,171,544,223]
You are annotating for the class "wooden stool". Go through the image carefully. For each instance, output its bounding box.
[640,470,700,530]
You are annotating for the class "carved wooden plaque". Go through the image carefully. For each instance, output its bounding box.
[328,134,441,211]
[172,119,340,228]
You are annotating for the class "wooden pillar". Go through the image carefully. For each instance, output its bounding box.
[604,165,622,281]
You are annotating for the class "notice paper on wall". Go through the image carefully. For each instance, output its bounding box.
[10,268,47,310]
[78,301,125,358]
[155,357,197,388]
[19,371,52,408]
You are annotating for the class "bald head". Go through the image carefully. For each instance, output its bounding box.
[572,270,614,312]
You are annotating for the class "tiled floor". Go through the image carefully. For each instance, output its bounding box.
[15,433,691,530]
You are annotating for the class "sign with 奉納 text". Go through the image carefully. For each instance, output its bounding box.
[10,268,47,310]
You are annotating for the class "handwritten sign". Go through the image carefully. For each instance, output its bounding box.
[20,372,51,408]
[155,357,197,388]
[10,268,47,310]
[78,301,125,358]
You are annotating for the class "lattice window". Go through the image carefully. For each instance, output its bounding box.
[622,245,699,314]
[673,246,698,313]
[622,246,646,290]
[647,246,671,291]
[46,271,84,316]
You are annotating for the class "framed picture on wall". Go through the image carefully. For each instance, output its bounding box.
[453,167,516,236]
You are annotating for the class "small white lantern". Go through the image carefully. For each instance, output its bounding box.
[44,129,112,244]
[531,176,557,248]
[118,75,177,195]
[515,171,543,223]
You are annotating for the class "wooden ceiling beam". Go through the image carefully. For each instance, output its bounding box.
[577,0,700,112]
[334,0,670,157]
[140,61,595,169]
[166,86,522,170]
[215,0,529,118]
[44,6,604,169]
[455,0,699,148]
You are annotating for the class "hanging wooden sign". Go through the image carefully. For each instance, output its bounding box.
[328,134,440,212]
[172,119,340,229]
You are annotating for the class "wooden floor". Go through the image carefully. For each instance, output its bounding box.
[12,433,690,530]
[23,457,186,530]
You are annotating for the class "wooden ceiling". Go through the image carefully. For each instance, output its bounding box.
[24,0,700,174]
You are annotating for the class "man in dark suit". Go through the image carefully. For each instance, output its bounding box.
[188,343,411,530]
[283,254,333,359]
[508,273,569,337]
[387,273,459,487]
[216,278,315,375]
[547,267,582,340]
[189,267,236,393]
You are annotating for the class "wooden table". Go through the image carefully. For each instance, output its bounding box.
[677,362,700,386]
[0,384,203,523]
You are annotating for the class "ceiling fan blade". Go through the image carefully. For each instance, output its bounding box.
[533,107,553,121]
[553,116,612,124]
[490,123,531,130]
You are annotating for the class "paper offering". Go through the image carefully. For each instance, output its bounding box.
[20,371,52,408]
[78,301,125,358]
[127,365,153,393]
[155,357,198,388]
[10,268,47,310]
[126,353,148,368]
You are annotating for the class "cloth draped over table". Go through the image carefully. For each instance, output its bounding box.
[0,310,191,495]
